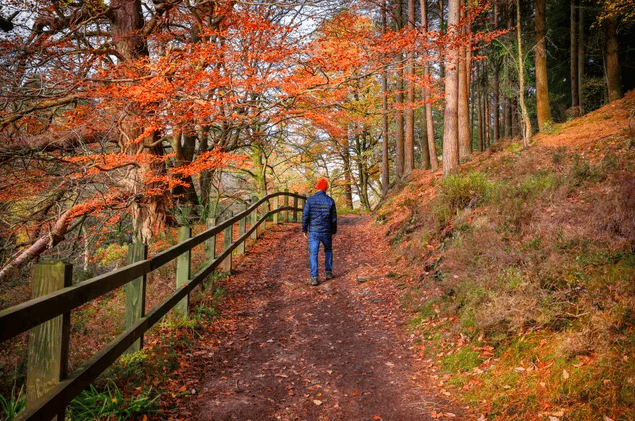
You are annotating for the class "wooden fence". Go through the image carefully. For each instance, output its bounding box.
[0,190,306,421]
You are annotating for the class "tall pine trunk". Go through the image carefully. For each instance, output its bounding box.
[516,0,532,145]
[535,0,552,131]
[381,0,390,194]
[442,0,460,176]
[421,0,438,171]
[570,0,580,114]
[492,0,500,143]
[404,0,416,175]
[395,0,405,178]
[458,0,472,161]
[604,16,622,102]
[578,3,585,111]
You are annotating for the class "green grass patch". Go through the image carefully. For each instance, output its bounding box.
[69,381,158,421]
[442,347,483,373]
[0,385,24,421]
[439,171,491,212]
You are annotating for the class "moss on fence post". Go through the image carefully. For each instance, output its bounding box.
[27,260,72,421]
[125,243,147,353]
[284,188,290,222]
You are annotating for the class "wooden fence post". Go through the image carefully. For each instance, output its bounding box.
[293,192,298,222]
[250,196,258,240]
[273,191,279,225]
[284,188,290,222]
[206,217,216,265]
[256,201,264,238]
[237,204,246,256]
[174,226,191,317]
[221,212,233,272]
[300,196,306,221]
[125,243,147,353]
[27,260,72,421]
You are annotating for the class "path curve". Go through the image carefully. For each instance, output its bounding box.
[167,215,470,421]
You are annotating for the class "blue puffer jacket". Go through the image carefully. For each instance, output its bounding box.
[302,191,337,234]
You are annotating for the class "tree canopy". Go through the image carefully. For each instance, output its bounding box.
[0,0,633,280]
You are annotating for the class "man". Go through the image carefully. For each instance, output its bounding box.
[302,177,337,286]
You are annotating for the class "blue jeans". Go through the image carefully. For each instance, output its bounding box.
[308,232,333,278]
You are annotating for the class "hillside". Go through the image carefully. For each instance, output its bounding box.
[376,91,635,420]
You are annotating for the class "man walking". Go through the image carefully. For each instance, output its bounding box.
[302,177,337,286]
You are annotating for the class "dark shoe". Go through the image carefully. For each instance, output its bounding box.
[310,277,319,286]
[325,271,333,280]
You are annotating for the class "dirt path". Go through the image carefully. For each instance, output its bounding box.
[166,215,470,421]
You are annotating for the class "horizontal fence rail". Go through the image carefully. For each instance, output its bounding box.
[0,190,306,421]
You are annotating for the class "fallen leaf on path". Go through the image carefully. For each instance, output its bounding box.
[313,399,322,405]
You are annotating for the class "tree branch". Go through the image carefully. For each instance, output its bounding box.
[0,209,74,283]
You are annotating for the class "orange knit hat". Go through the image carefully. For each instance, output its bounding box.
[316,177,328,191]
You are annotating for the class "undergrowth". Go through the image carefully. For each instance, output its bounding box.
[68,381,158,421]
[387,126,635,420]
[0,252,230,421]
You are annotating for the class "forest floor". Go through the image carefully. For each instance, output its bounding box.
[161,215,474,421]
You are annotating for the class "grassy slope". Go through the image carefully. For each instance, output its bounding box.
[378,91,635,421]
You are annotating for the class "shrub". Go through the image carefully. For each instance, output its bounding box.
[439,171,491,212]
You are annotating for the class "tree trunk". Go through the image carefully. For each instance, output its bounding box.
[490,91,493,149]
[404,0,416,176]
[504,2,514,139]
[439,0,445,80]
[381,0,390,194]
[493,0,500,143]
[516,0,532,146]
[535,0,552,131]
[504,98,511,138]
[442,0,460,176]
[354,134,371,210]
[478,80,484,152]
[511,98,518,138]
[395,0,405,178]
[570,0,580,112]
[342,144,354,209]
[421,0,438,172]
[112,0,169,242]
[171,131,200,208]
[250,146,267,197]
[578,3,585,111]
[604,16,622,102]
[458,0,471,161]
